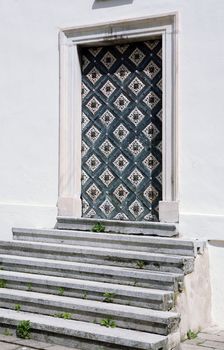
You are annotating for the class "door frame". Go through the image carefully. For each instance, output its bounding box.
[57,13,179,222]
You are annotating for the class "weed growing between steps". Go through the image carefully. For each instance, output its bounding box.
[0,279,6,288]
[15,304,21,311]
[54,312,72,320]
[58,287,65,296]
[16,320,31,339]
[100,318,116,328]
[187,329,198,339]
[92,223,105,232]
[27,283,32,291]
[103,292,115,303]
[82,291,88,299]
[136,260,146,269]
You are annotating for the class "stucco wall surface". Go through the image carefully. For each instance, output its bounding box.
[1,0,224,240]
[176,249,211,338]
[208,242,224,327]
[0,0,223,329]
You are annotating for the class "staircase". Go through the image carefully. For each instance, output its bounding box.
[0,218,204,350]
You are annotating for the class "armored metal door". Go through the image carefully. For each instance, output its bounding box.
[81,39,162,221]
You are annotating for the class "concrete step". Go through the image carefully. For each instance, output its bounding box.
[0,270,174,310]
[0,289,180,335]
[56,217,178,237]
[0,240,194,274]
[0,308,178,350]
[0,254,184,291]
[12,227,203,256]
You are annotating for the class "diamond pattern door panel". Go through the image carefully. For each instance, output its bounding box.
[81,39,162,221]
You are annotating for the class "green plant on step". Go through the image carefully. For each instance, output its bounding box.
[54,312,72,320]
[27,283,32,291]
[3,328,13,336]
[58,287,65,296]
[100,318,116,328]
[15,304,21,311]
[16,320,31,339]
[136,260,146,269]
[82,291,88,300]
[0,279,6,288]
[187,329,198,340]
[92,222,105,233]
[103,292,115,303]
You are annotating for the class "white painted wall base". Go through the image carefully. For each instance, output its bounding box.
[179,213,224,240]
[176,249,211,339]
[0,203,57,241]
[208,241,224,328]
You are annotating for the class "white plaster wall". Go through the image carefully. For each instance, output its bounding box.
[208,242,224,327]
[1,0,224,240]
[176,249,211,339]
[0,0,223,328]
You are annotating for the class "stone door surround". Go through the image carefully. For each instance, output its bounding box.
[58,13,179,223]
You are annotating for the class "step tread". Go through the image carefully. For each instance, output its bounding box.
[13,228,205,257]
[0,240,194,263]
[0,254,184,281]
[0,288,179,321]
[13,228,202,256]
[0,308,167,349]
[57,216,176,231]
[12,227,195,247]
[0,270,172,298]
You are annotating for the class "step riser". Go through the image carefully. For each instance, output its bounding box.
[0,262,181,291]
[0,282,173,311]
[0,324,168,350]
[0,300,178,335]
[56,217,177,238]
[13,233,194,256]
[56,223,176,237]
[0,247,192,274]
